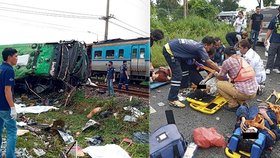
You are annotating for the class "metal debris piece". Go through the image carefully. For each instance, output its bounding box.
[85,135,104,146]
[123,115,137,122]
[100,110,113,118]
[123,106,144,118]
[15,148,33,158]
[33,148,46,157]
[17,129,30,136]
[157,102,165,107]
[178,94,185,101]
[150,106,156,114]
[57,130,75,144]
[17,121,27,127]
[132,132,149,144]
[82,119,100,132]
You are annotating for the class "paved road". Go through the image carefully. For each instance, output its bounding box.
[150,45,280,158]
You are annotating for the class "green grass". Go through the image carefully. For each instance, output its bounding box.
[16,89,149,158]
[151,15,234,68]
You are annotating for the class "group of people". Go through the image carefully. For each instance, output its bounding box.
[152,5,280,151]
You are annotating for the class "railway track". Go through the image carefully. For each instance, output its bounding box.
[97,84,149,98]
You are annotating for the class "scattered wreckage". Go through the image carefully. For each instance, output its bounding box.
[0,40,91,105]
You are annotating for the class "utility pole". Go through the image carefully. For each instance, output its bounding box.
[184,0,188,18]
[104,0,110,40]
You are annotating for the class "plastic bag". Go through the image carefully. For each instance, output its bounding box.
[193,127,226,148]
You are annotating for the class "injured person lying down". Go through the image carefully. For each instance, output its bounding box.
[235,102,280,150]
[151,67,171,82]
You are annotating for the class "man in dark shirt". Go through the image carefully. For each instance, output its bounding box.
[163,36,220,108]
[264,6,280,75]
[0,48,18,158]
[249,6,263,50]
[213,37,225,66]
[118,60,129,91]
[105,61,115,96]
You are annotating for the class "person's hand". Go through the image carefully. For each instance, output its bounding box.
[240,117,247,132]
[214,72,219,77]
[104,78,107,82]
[113,79,115,82]
[127,76,129,80]
[264,40,269,47]
[199,79,206,85]
[10,107,17,120]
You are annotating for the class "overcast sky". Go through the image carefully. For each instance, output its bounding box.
[0,0,150,44]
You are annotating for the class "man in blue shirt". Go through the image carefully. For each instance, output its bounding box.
[105,61,115,96]
[118,60,129,91]
[265,6,280,75]
[163,36,220,108]
[0,48,18,158]
[213,37,225,66]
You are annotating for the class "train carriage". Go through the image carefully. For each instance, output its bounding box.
[89,37,150,80]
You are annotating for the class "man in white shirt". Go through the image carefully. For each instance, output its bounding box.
[238,39,266,95]
[233,11,247,33]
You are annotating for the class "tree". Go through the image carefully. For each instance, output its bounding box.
[210,0,223,11]
[189,0,219,20]
[222,0,239,11]
[263,0,276,6]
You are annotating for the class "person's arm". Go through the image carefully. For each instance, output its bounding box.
[205,59,220,72]
[125,69,129,79]
[265,29,272,46]
[248,19,252,32]
[113,69,115,82]
[242,18,247,29]
[4,86,14,108]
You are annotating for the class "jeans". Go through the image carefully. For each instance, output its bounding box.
[163,48,203,101]
[107,79,114,96]
[250,29,259,50]
[266,42,280,70]
[0,110,17,158]
[118,76,128,90]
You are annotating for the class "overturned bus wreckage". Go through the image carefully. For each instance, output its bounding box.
[0,40,90,105]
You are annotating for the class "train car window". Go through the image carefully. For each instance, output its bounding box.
[119,49,124,58]
[132,49,137,58]
[140,48,145,59]
[94,51,102,59]
[106,50,115,59]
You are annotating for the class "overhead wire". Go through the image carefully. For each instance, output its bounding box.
[0,1,102,17]
[112,17,149,34]
[108,21,147,37]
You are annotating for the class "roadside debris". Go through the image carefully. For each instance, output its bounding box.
[123,106,144,118]
[33,148,46,157]
[150,106,157,114]
[123,115,137,122]
[15,104,59,114]
[87,107,102,118]
[85,135,104,146]
[66,144,85,157]
[157,102,165,107]
[57,130,75,144]
[100,110,113,118]
[17,129,30,136]
[132,132,149,144]
[120,138,133,149]
[15,148,33,158]
[83,144,131,158]
[82,119,100,132]
[183,142,198,158]
[86,78,98,87]
[178,94,185,101]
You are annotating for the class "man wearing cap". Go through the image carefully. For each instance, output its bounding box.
[264,6,280,75]
[215,47,258,111]
[105,61,115,96]
[163,36,220,108]
[118,60,129,91]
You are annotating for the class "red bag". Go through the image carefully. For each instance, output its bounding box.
[193,127,226,148]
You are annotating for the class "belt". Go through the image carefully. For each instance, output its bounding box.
[164,43,174,57]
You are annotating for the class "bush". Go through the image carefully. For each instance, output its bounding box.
[151,15,234,68]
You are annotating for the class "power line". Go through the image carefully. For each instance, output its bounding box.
[0,2,102,17]
[112,17,149,34]
[109,21,147,37]
[0,6,100,20]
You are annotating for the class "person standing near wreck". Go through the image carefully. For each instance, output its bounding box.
[118,60,129,91]
[163,36,220,108]
[105,61,115,96]
[0,48,18,158]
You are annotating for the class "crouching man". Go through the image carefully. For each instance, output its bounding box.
[215,47,258,111]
